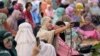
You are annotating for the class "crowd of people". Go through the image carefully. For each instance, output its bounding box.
[0,0,100,56]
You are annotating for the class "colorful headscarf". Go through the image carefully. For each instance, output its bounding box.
[65,6,74,16]
[0,13,7,24]
[14,3,23,12]
[53,7,65,24]
[55,7,65,18]
[75,3,84,11]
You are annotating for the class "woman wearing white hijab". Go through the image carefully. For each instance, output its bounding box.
[15,22,56,56]
[15,22,36,56]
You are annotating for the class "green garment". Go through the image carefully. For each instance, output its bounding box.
[0,50,11,56]
[92,43,100,56]
[2,0,10,7]
[0,13,7,30]
[0,47,11,56]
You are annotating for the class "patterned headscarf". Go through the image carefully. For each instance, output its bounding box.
[0,13,7,24]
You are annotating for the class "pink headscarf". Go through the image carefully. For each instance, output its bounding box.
[14,3,23,12]
[65,6,74,16]
[45,5,54,18]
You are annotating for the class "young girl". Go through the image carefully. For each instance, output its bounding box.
[55,21,79,56]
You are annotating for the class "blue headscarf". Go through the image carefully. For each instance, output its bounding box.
[52,7,65,24]
[55,7,65,18]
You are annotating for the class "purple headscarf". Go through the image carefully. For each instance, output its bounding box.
[65,6,74,16]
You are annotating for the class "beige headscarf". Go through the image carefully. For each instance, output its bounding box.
[41,16,51,29]
[37,16,55,44]
[7,10,21,31]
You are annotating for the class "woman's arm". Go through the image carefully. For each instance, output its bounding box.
[32,44,40,56]
[54,23,70,35]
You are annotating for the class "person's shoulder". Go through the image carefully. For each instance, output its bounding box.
[0,50,11,56]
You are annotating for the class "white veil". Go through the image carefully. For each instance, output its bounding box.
[15,22,36,56]
[15,22,36,44]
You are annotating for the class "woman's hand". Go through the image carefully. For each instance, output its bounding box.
[32,44,41,56]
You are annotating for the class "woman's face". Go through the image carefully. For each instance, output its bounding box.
[28,4,32,11]
[20,4,23,11]
[46,18,53,30]
[3,36,13,49]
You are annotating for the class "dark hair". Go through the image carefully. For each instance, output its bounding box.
[56,21,65,26]
[17,19,25,26]
[12,1,17,6]
[0,1,4,8]
[55,21,66,42]
[33,25,41,37]
[25,2,32,9]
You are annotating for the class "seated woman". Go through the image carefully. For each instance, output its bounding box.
[0,30,17,56]
[77,15,98,40]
